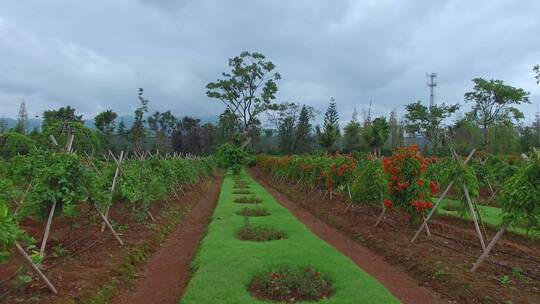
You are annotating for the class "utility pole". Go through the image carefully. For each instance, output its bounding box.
[426,72,437,107]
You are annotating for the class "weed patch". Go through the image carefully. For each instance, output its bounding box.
[237,207,270,217]
[236,223,287,242]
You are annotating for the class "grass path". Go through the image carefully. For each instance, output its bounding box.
[180,171,400,303]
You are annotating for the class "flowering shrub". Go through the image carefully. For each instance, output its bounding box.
[257,153,357,193]
[382,145,434,218]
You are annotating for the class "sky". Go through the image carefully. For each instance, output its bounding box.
[0,0,539,127]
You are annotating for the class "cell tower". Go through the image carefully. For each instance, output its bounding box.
[426,72,437,107]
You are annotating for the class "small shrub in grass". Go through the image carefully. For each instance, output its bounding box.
[234,196,262,204]
[237,207,270,217]
[248,266,332,303]
[236,223,287,241]
[233,189,252,195]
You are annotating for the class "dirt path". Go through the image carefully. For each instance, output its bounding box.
[111,174,223,304]
[251,171,447,304]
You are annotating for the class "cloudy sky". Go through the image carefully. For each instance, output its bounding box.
[0,0,539,126]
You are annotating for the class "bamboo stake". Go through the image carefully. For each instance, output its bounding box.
[374,207,386,226]
[96,205,124,246]
[15,242,58,294]
[147,210,156,222]
[463,184,486,251]
[423,215,432,236]
[49,135,58,146]
[40,202,56,254]
[101,151,124,227]
[321,190,328,202]
[471,224,507,272]
[66,134,74,152]
[411,149,475,243]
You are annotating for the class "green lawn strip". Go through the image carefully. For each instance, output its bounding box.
[180,171,400,304]
[437,198,537,236]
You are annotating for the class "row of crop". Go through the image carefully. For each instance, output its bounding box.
[256,147,539,239]
[0,150,214,267]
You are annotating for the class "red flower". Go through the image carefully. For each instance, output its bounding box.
[384,199,394,209]
[429,181,439,195]
[417,179,425,187]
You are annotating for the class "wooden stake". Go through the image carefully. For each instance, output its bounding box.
[321,190,328,202]
[66,134,74,152]
[374,207,386,227]
[147,210,156,222]
[423,215,432,236]
[15,242,58,294]
[96,205,124,246]
[411,148,475,243]
[101,151,124,232]
[49,135,58,146]
[40,202,56,255]
[463,184,486,251]
[471,224,507,272]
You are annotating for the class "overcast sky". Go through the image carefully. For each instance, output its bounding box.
[0,0,539,126]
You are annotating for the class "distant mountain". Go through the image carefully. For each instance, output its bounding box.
[1,118,42,131]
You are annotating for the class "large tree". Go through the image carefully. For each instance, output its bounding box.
[148,110,177,150]
[200,122,217,155]
[42,106,83,130]
[294,105,315,154]
[206,51,280,147]
[343,108,363,152]
[448,113,483,155]
[388,109,403,149]
[534,64,539,84]
[216,109,239,145]
[94,109,117,151]
[464,78,529,147]
[317,99,340,151]
[268,102,300,154]
[130,88,149,150]
[14,100,28,134]
[363,117,389,156]
[404,101,459,153]
[172,116,202,155]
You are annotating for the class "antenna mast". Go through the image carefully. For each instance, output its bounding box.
[426,72,437,107]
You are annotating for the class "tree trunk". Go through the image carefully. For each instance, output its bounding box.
[482,122,489,148]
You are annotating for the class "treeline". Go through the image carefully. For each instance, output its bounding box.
[1,53,539,158]
[0,89,231,157]
[253,78,539,156]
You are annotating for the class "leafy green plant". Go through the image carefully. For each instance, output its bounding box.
[498,275,511,285]
[214,143,247,175]
[351,157,387,205]
[26,151,88,218]
[499,150,540,238]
